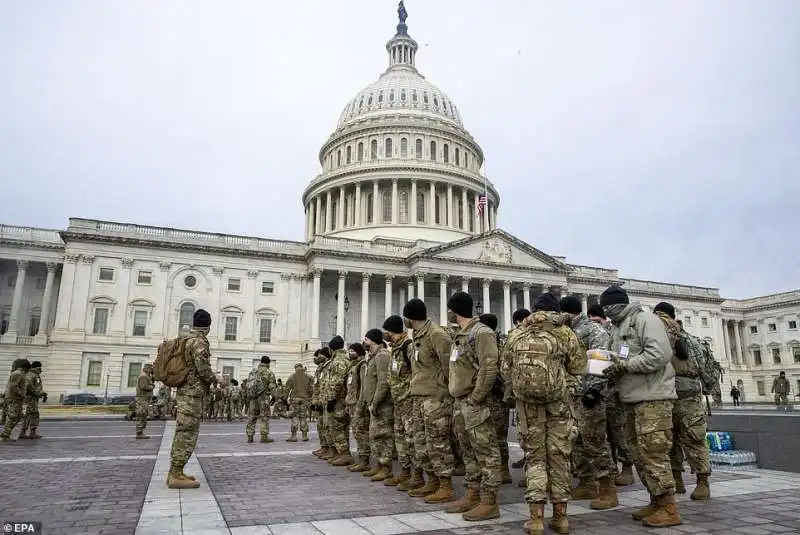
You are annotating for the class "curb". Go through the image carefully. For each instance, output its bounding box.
[41,415,127,422]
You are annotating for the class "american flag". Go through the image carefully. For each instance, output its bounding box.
[476,195,487,215]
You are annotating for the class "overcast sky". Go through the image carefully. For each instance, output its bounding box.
[1,1,797,299]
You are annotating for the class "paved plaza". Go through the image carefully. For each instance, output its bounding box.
[1,419,799,535]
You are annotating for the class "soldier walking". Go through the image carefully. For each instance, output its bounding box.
[285,363,313,442]
[19,360,47,439]
[135,364,155,439]
[772,371,790,407]
[1,359,32,443]
[246,356,277,443]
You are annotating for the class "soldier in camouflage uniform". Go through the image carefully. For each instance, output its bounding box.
[285,363,313,441]
[134,364,155,439]
[445,293,503,521]
[19,360,47,439]
[1,359,31,443]
[503,294,585,535]
[442,324,466,478]
[344,343,369,467]
[772,371,791,407]
[320,336,354,465]
[560,296,619,510]
[246,356,277,443]
[507,309,531,478]
[655,305,712,501]
[0,393,6,429]
[363,329,394,481]
[311,348,332,457]
[403,298,456,504]
[601,286,681,528]
[168,309,218,489]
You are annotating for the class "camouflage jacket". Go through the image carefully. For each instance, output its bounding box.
[772,377,790,395]
[250,364,277,400]
[285,370,313,401]
[449,317,499,403]
[371,347,392,406]
[409,320,453,400]
[345,357,366,405]
[655,311,681,353]
[182,328,217,397]
[4,369,28,402]
[673,328,704,397]
[311,359,330,405]
[136,373,154,399]
[387,334,413,403]
[25,371,44,403]
[320,350,351,404]
[570,313,610,394]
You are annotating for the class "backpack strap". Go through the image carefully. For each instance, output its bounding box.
[400,338,413,362]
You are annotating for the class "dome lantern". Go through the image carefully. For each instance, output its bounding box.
[386,1,418,72]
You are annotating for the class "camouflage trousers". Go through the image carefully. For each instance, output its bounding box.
[0,400,23,439]
[670,394,711,475]
[290,399,310,434]
[21,398,40,432]
[135,396,149,434]
[349,401,370,458]
[454,396,502,492]
[490,396,510,466]
[775,393,789,406]
[572,395,616,480]
[170,392,202,469]
[411,395,455,477]
[316,405,328,447]
[517,399,574,504]
[370,401,394,465]
[625,400,676,497]
[327,400,351,454]
[393,397,415,469]
[606,392,633,466]
[246,396,271,439]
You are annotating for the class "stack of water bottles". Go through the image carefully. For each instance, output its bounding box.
[706,431,758,471]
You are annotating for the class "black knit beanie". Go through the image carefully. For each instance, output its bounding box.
[364,329,384,346]
[559,295,582,314]
[599,285,629,307]
[260,355,271,364]
[382,315,404,334]
[447,291,473,318]
[587,304,606,319]
[512,309,531,324]
[534,292,560,312]
[402,298,427,321]
[193,309,212,328]
[654,302,676,319]
[349,342,366,356]
[479,313,498,331]
[328,335,345,351]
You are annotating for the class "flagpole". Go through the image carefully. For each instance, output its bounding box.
[482,159,489,234]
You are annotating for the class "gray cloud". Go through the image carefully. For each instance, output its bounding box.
[0,0,797,299]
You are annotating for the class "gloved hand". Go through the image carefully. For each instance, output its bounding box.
[326,400,336,413]
[581,388,601,409]
[602,360,628,382]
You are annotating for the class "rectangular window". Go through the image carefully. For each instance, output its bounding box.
[36,278,45,290]
[768,323,777,332]
[127,362,142,388]
[683,316,692,327]
[261,281,275,294]
[793,346,800,364]
[28,315,40,337]
[137,271,152,285]
[222,365,234,378]
[227,278,241,291]
[789,320,797,330]
[757,380,765,396]
[92,308,109,334]
[87,361,103,387]
[132,310,147,336]
[750,325,758,334]
[701,317,709,328]
[98,267,115,282]
[772,348,781,364]
[259,318,273,343]
[225,316,238,341]
[753,349,762,365]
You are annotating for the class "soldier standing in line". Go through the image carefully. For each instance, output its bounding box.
[363,329,394,482]
[285,362,314,442]
[1,359,31,443]
[504,293,585,535]
[403,298,456,504]
[772,371,790,407]
[601,286,681,528]
[19,360,47,439]
[229,380,241,420]
[344,343,369,467]
[445,293,503,521]
[311,348,333,458]
[442,323,467,478]
[246,356,277,443]
[506,308,532,479]
[134,364,155,439]
[320,336,354,465]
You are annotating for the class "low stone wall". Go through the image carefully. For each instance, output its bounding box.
[708,412,800,473]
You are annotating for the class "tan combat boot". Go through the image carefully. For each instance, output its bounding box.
[632,495,658,521]
[615,463,634,486]
[136,432,151,440]
[384,467,410,486]
[320,447,337,460]
[408,472,439,497]
[500,464,513,484]
[398,468,424,491]
[571,477,598,500]
[332,452,354,466]
[590,477,619,510]
[286,432,298,442]
[424,476,455,504]
[641,493,681,527]
[312,445,325,456]
[349,455,370,472]
[17,431,28,440]
[445,486,480,513]
[301,431,309,441]
[260,436,274,444]
[363,464,381,477]
[673,470,686,494]
[691,473,711,501]
[463,489,500,521]
[166,466,201,489]
[525,502,545,535]
[371,464,393,482]
[548,502,569,534]
[30,428,42,439]
[246,435,254,444]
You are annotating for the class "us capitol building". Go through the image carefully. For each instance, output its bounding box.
[0,6,797,403]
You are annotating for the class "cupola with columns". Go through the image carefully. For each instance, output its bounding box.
[301,2,500,244]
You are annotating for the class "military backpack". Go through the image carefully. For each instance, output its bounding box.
[248,369,266,399]
[464,323,505,395]
[153,337,190,388]
[508,326,567,404]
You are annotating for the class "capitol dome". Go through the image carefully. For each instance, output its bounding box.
[301,2,499,244]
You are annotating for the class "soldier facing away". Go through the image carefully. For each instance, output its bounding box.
[135,363,155,439]
[20,360,47,439]
[363,329,394,482]
[285,362,313,441]
[246,355,277,443]
[1,359,32,442]
[311,348,333,458]
[320,336,354,465]
[344,343,370,468]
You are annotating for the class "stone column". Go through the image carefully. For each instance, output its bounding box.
[361,273,371,337]
[336,271,346,336]
[311,269,321,339]
[54,254,79,333]
[391,179,399,225]
[511,291,518,314]
[461,188,468,230]
[325,190,333,233]
[733,320,743,365]
[439,275,449,325]
[522,282,531,311]
[447,184,453,227]
[407,279,415,301]
[338,187,346,229]
[304,205,311,240]
[315,196,322,235]
[384,276,393,319]
[416,273,425,301]
[410,179,418,224]
[398,287,405,315]
[736,320,746,364]
[461,277,469,293]
[502,280,512,333]
[429,181,436,224]
[3,260,28,341]
[372,181,379,225]
[482,278,491,315]
[581,293,589,313]
[490,206,497,230]
[35,262,58,342]
[355,183,362,226]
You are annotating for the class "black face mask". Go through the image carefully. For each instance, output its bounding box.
[447,312,458,324]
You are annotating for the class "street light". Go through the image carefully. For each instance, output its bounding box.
[476,301,483,314]
[344,297,350,312]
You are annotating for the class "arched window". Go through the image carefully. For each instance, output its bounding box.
[400,138,408,158]
[382,191,392,223]
[412,90,418,103]
[429,141,437,161]
[399,191,409,223]
[378,91,384,103]
[415,139,423,159]
[385,138,393,158]
[435,195,441,224]
[433,96,439,109]
[417,192,426,223]
[401,89,407,102]
[179,302,195,334]
[358,97,364,110]
[423,92,429,105]
[357,142,364,162]
[389,90,395,102]
[455,148,460,166]
[331,201,337,230]
[464,152,469,168]
[337,150,341,167]
[366,193,374,223]
[346,146,352,164]
[370,140,378,159]
[443,144,449,163]
[368,95,373,106]
[343,197,349,226]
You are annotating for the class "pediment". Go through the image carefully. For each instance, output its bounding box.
[415,230,565,271]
